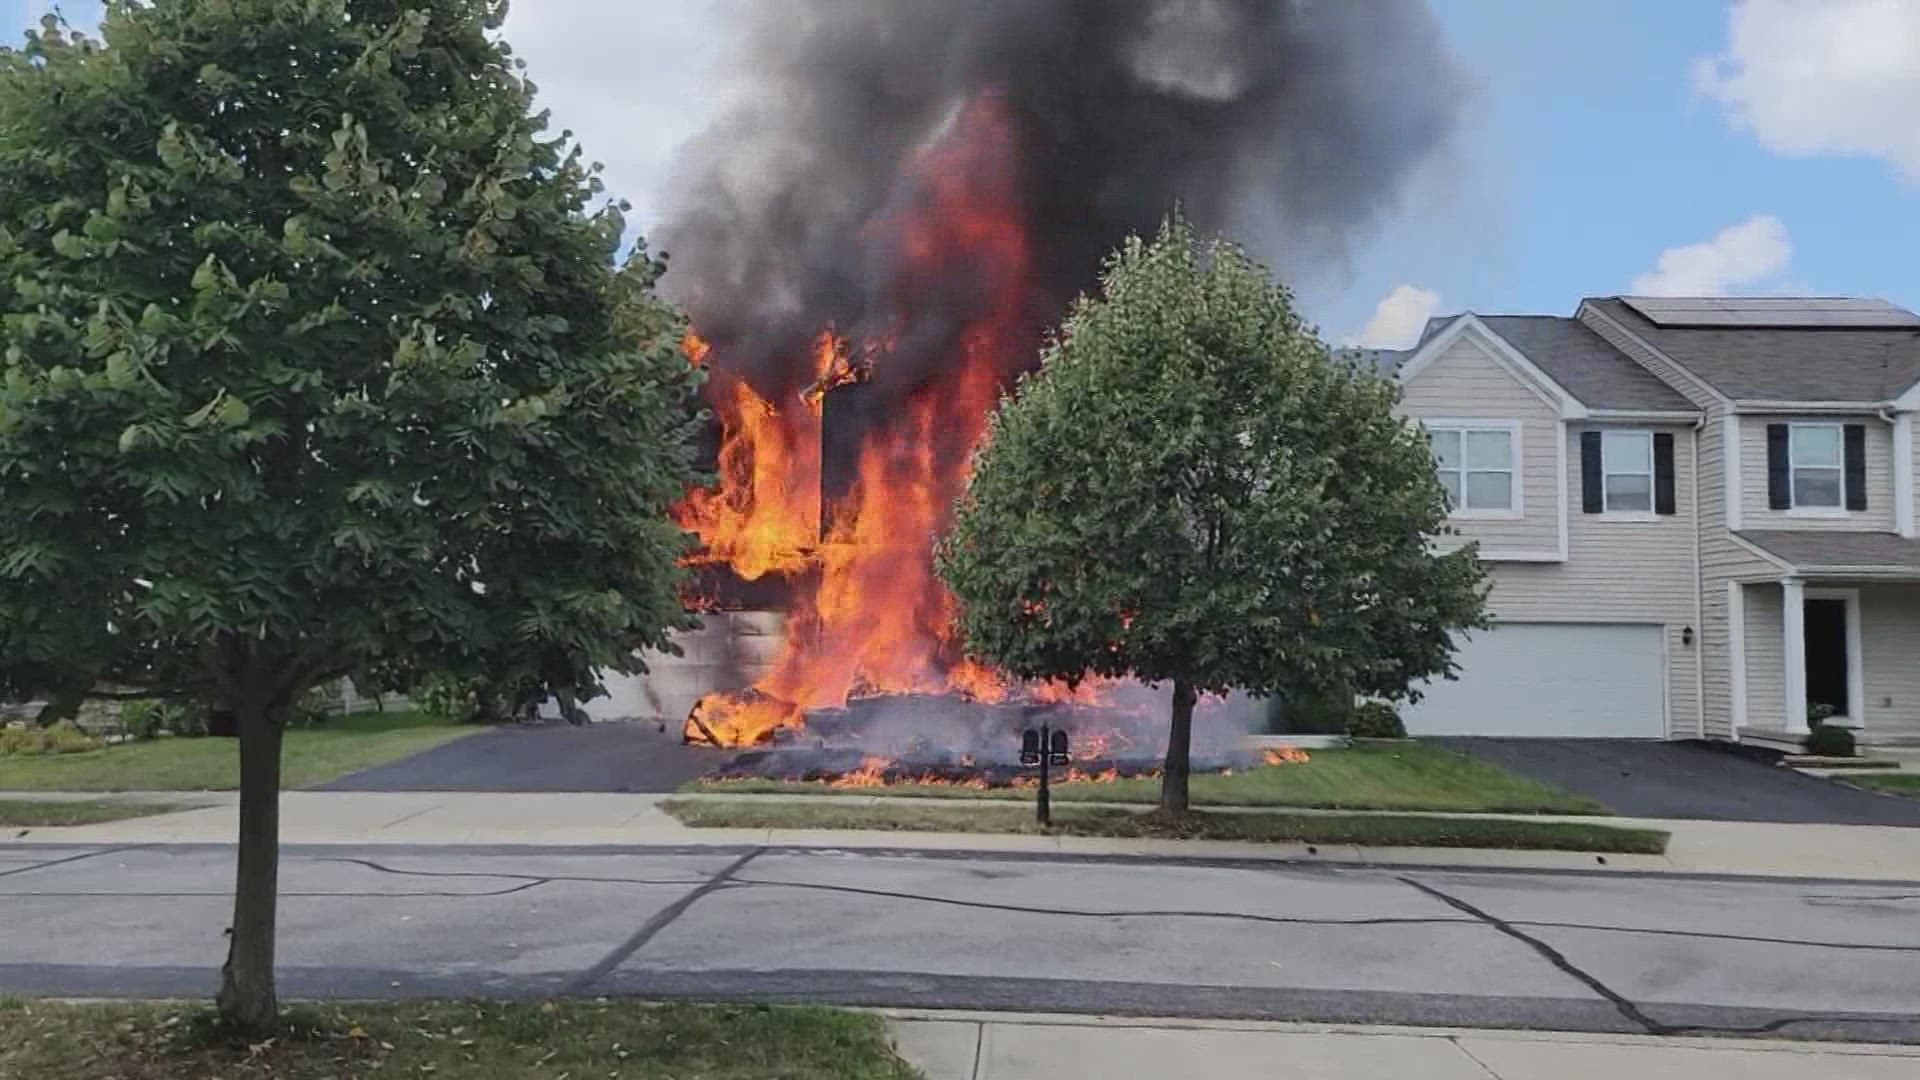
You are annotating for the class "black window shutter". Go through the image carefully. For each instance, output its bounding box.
[1580,431,1603,513]
[1654,433,1676,515]
[1767,424,1791,509]
[1845,424,1868,511]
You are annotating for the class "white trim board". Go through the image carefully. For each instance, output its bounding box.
[1727,581,1748,733]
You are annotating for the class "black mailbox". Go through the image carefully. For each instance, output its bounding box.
[1048,729,1070,766]
[1020,729,1042,766]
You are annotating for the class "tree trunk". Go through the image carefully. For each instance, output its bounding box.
[1159,678,1196,815]
[216,701,284,1031]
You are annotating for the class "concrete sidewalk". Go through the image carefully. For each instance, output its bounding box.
[8,790,1920,880]
[886,1013,1920,1079]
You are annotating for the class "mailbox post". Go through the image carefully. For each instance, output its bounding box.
[1020,721,1071,826]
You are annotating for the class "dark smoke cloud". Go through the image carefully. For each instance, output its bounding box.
[657,0,1466,404]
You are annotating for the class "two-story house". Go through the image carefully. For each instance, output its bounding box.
[1392,296,1920,750]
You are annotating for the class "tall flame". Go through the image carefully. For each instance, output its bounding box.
[676,94,1070,746]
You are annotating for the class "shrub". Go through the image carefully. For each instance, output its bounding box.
[1803,723,1855,758]
[1277,686,1352,735]
[120,699,164,740]
[414,674,482,724]
[1346,701,1408,740]
[0,719,101,756]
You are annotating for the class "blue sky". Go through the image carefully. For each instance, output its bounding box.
[5,1,1914,348]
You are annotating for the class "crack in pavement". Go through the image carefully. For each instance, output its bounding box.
[1399,875,1674,1036]
[566,847,764,994]
[0,845,147,880]
[1396,876,1916,1039]
[21,855,1920,955]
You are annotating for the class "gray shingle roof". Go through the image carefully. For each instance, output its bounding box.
[1587,297,1920,403]
[1477,316,1697,412]
[1737,530,1920,574]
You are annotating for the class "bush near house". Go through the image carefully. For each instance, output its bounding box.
[0,719,99,756]
[1804,722,1856,758]
[1346,701,1407,740]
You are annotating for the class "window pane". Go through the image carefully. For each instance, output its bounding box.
[1465,470,1512,510]
[1602,431,1652,472]
[1465,429,1512,469]
[1606,473,1652,512]
[1792,425,1841,468]
[1439,471,1461,509]
[1794,467,1842,508]
[1430,429,1461,470]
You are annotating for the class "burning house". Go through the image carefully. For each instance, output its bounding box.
[609,0,1466,781]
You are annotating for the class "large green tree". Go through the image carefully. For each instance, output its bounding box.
[0,2,701,1027]
[938,218,1485,813]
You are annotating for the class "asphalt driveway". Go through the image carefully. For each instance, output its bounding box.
[1433,738,1920,825]
[320,722,731,793]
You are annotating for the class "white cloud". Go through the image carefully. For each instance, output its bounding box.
[501,4,739,232]
[1630,215,1792,297]
[1343,285,1442,349]
[1694,0,1920,180]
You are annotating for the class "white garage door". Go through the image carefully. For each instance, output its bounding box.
[1402,623,1665,738]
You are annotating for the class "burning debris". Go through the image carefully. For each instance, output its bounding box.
[655,1,1465,763]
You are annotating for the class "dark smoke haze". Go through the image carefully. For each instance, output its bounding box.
[657,0,1466,407]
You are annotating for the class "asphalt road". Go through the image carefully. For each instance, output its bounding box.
[4,843,1919,1043]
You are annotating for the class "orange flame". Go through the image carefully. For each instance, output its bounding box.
[677,94,1108,747]
[1264,746,1311,766]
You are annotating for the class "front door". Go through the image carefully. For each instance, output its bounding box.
[1805,597,1851,720]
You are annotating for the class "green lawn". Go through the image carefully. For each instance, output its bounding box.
[663,798,1668,854]
[688,743,1607,815]
[0,999,920,1080]
[0,711,473,792]
[1846,773,1920,800]
[0,798,191,827]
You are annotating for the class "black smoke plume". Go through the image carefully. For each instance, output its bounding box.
[658,0,1466,430]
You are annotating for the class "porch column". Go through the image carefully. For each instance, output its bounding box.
[1782,577,1808,733]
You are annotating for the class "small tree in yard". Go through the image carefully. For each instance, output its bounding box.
[0,2,702,1028]
[938,218,1486,814]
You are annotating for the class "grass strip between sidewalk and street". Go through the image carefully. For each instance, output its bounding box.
[685,742,1606,815]
[0,798,189,828]
[0,999,920,1080]
[0,710,472,792]
[1845,773,1920,800]
[662,798,1670,854]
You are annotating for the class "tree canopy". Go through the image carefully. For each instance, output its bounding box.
[0,0,702,1025]
[938,217,1485,809]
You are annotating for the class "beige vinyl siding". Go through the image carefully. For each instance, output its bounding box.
[1743,583,1787,730]
[1697,409,1789,739]
[1740,415,1897,531]
[1479,423,1700,737]
[1397,332,1562,558]
[1862,585,1920,738]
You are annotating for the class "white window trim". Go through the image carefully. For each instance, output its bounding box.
[1425,419,1523,520]
[1786,421,1849,516]
[1598,429,1658,520]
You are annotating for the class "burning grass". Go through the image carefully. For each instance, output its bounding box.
[0,999,920,1080]
[686,743,1608,816]
[660,799,1669,854]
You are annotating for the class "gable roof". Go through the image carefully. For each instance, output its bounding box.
[1585,297,1920,404]
[1477,316,1695,413]
[1395,313,1587,417]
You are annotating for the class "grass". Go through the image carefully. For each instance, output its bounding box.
[663,798,1670,854]
[0,710,473,792]
[0,798,189,827]
[687,743,1607,815]
[0,999,921,1080]
[1845,773,1920,799]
